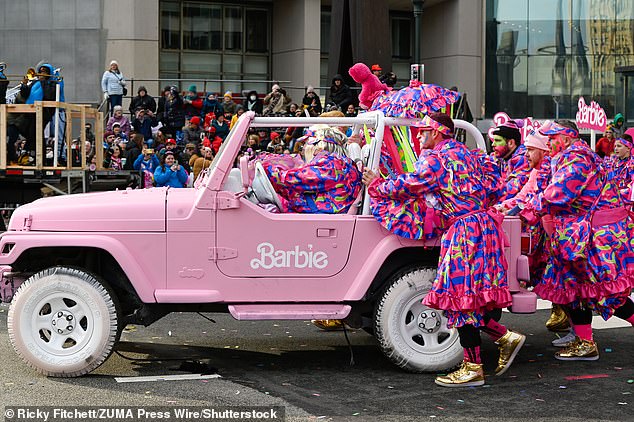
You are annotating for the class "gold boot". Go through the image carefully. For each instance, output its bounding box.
[435,361,485,388]
[495,330,526,376]
[311,319,344,330]
[546,305,570,332]
[555,337,599,361]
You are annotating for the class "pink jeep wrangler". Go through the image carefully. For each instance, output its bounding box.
[0,111,536,377]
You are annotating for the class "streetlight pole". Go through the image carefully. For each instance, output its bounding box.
[412,0,425,65]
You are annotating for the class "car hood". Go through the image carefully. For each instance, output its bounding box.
[8,188,168,232]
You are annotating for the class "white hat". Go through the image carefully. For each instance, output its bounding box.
[110,60,119,66]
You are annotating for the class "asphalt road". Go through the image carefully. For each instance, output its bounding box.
[1,302,633,422]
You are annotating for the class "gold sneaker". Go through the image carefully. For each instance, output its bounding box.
[435,361,485,388]
[311,319,344,330]
[546,305,570,332]
[555,337,599,361]
[495,330,526,376]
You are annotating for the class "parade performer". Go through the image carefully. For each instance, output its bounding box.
[535,120,634,361]
[490,120,531,201]
[262,125,362,214]
[605,136,634,202]
[363,113,525,388]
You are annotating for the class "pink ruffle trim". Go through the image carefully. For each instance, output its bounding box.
[423,287,513,312]
[534,274,634,304]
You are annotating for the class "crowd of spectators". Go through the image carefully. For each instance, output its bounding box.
[96,65,394,188]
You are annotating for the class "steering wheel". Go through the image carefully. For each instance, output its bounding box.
[252,161,284,210]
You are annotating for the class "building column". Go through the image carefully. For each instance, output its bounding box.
[271,0,321,102]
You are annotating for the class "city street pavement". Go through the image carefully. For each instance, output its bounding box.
[1,301,633,421]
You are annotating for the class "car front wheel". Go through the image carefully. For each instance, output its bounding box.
[7,266,119,377]
[374,267,462,372]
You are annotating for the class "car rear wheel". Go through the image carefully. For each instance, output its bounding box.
[7,267,119,377]
[374,267,462,372]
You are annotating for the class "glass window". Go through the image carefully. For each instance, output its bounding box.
[160,51,180,73]
[245,9,268,53]
[182,52,220,74]
[391,16,412,59]
[244,56,267,74]
[527,0,570,55]
[224,6,242,51]
[321,10,331,53]
[223,55,242,74]
[161,1,180,49]
[183,3,221,51]
[490,0,528,56]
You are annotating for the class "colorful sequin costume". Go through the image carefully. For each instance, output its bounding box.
[605,154,634,203]
[534,140,634,319]
[368,138,512,328]
[499,144,531,201]
[262,150,362,214]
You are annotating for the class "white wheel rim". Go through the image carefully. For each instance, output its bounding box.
[28,292,95,357]
[397,293,458,355]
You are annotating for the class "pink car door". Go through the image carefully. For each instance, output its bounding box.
[215,197,356,278]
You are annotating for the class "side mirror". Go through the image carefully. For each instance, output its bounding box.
[239,154,250,192]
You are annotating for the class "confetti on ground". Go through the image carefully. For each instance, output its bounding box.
[352,412,360,416]
[614,367,623,370]
[559,386,567,389]
[436,407,444,410]
[535,398,545,402]
[618,402,628,405]
[312,393,321,396]
[623,392,632,395]
[628,380,634,384]
[565,374,609,381]
[387,386,394,389]
[605,348,613,352]
[168,331,172,336]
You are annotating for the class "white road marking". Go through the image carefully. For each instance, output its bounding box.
[114,374,221,383]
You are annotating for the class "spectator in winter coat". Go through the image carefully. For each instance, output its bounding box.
[133,147,160,188]
[124,133,144,170]
[263,84,292,116]
[106,105,131,137]
[201,93,224,119]
[243,90,263,115]
[302,86,322,116]
[192,145,214,180]
[131,108,157,144]
[156,86,171,117]
[183,85,202,119]
[129,86,157,115]
[101,60,126,116]
[328,74,355,111]
[230,105,245,129]
[154,151,188,188]
[212,114,230,141]
[222,91,237,115]
[162,87,186,138]
[183,116,203,146]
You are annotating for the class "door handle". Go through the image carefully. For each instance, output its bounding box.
[317,228,337,238]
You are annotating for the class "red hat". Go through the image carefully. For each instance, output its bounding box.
[190,116,201,126]
[270,131,280,140]
[202,137,211,148]
[371,64,382,72]
[166,138,177,145]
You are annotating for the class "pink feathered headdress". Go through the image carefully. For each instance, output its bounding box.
[348,63,388,110]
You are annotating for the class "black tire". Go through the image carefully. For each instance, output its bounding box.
[7,267,120,377]
[374,267,462,372]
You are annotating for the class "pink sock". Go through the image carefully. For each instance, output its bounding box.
[481,319,508,341]
[626,314,634,326]
[463,346,482,364]
[574,324,593,341]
